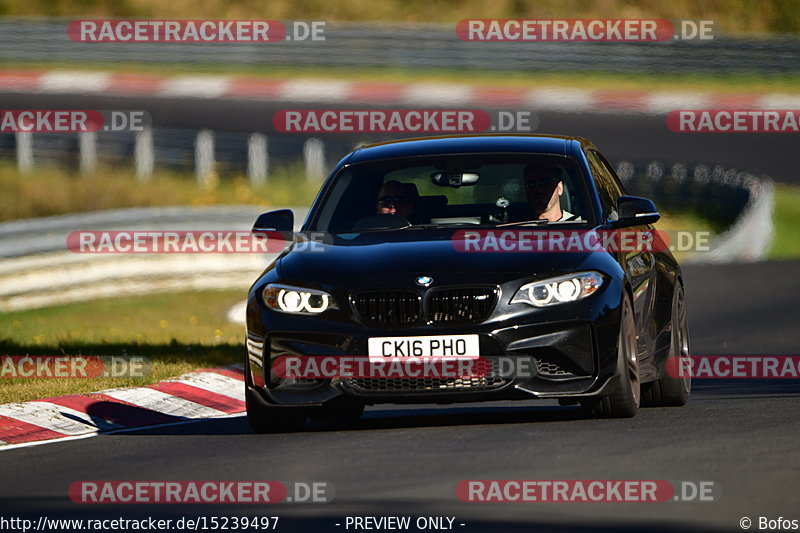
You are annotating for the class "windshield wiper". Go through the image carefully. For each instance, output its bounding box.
[496,219,551,227]
[398,223,471,230]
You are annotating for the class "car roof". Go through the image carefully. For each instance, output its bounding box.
[344,134,595,164]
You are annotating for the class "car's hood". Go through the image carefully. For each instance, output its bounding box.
[277,232,593,289]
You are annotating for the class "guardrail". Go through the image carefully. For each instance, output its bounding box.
[0,124,773,231]
[0,127,350,182]
[618,161,773,262]
[0,158,773,312]
[0,19,799,74]
[0,206,308,312]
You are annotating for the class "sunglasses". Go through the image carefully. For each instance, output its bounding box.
[525,179,559,189]
[377,196,411,206]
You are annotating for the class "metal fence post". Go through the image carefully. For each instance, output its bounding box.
[247,133,268,185]
[79,131,97,176]
[15,131,33,174]
[135,126,154,182]
[195,129,215,185]
[303,137,325,181]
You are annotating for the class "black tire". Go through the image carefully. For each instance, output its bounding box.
[642,282,691,407]
[582,294,640,418]
[308,397,365,423]
[245,386,307,433]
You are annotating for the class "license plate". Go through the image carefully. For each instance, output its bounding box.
[368,334,480,361]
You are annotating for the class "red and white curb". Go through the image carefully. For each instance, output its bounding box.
[2,69,800,114]
[0,366,246,450]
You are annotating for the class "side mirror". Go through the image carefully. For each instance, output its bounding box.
[609,196,660,228]
[252,209,294,233]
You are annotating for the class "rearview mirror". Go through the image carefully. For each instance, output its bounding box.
[431,171,480,188]
[252,209,294,233]
[609,196,660,228]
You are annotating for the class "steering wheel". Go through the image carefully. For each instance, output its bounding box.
[352,214,412,231]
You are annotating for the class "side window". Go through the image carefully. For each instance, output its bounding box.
[595,151,627,196]
[587,151,619,221]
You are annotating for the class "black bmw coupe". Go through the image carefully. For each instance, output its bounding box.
[245,134,690,432]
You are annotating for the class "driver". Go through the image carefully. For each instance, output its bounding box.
[523,164,579,222]
[376,180,416,220]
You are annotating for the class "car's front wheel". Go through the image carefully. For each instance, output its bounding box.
[642,282,691,406]
[582,293,640,418]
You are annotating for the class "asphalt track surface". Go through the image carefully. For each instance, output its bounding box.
[1,92,799,532]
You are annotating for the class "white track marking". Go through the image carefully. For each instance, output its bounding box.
[645,92,712,114]
[1,275,253,312]
[227,300,248,325]
[0,253,265,295]
[757,93,800,109]
[32,402,124,431]
[280,79,352,101]
[165,372,246,402]
[0,368,246,450]
[527,88,592,112]
[159,76,232,98]
[38,71,111,93]
[0,402,105,436]
[403,84,474,106]
[101,388,227,418]
[0,413,245,452]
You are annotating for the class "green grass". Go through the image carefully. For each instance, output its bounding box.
[655,211,715,231]
[769,184,800,260]
[0,162,321,221]
[1,0,799,34]
[653,210,718,263]
[0,290,246,403]
[4,61,800,95]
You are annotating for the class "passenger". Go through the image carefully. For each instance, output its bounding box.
[376,180,416,220]
[523,164,579,222]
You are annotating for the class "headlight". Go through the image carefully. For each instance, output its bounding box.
[511,272,603,307]
[263,284,335,314]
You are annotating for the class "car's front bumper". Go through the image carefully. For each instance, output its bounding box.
[245,284,625,406]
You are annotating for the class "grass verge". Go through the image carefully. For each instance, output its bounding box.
[769,184,800,260]
[0,290,245,403]
[3,61,800,95]
[1,0,798,34]
[0,162,320,221]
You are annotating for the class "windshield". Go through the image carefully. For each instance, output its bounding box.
[309,153,595,233]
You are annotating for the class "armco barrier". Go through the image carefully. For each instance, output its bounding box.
[0,206,307,311]
[0,19,799,75]
[0,159,773,313]
[617,160,773,262]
